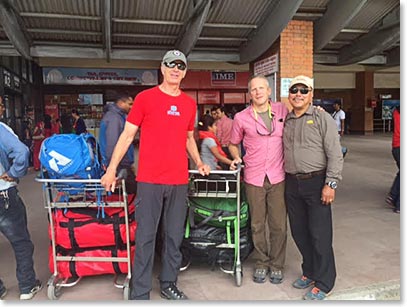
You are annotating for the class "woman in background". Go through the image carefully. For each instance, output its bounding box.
[32,115,52,171]
[198,115,233,170]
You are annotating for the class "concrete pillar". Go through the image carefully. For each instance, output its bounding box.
[352,71,374,134]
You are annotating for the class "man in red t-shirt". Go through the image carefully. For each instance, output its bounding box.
[386,106,400,213]
[101,50,210,300]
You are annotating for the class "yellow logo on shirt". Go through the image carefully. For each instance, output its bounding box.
[307,120,314,124]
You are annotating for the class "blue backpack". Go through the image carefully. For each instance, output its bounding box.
[39,133,103,181]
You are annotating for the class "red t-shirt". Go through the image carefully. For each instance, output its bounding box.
[127,86,196,184]
[392,107,400,148]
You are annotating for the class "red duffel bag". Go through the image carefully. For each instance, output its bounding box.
[49,202,136,250]
[49,245,135,278]
[48,195,137,278]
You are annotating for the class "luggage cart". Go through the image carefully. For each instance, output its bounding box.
[184,165,244,286]
[35,177,133,300]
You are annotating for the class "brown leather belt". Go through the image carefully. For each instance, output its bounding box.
[286,169,326,180]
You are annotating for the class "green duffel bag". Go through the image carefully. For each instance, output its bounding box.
[188,197,249,229]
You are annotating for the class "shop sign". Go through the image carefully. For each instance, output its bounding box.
[254,54,278,76]
[211,71,236,86]
[184,90,197,101]
[13,75,21,92]
[223,92,246,104]
[45,103,59,120]
[198,91,220,104]
[3,69,12,89]
[380,94,392,99]
[42,68,158,85]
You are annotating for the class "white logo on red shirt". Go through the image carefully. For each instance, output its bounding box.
[167,105,180,116]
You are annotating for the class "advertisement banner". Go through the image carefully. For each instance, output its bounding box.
[382,100,400,120]
[43,68,158,85]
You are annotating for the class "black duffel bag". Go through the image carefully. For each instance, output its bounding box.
[181,224,253,271]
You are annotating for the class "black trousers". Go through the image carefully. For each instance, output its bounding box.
[130,182,188,299]
[285,174,336,293]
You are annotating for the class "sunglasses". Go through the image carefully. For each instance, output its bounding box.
[163,61,187,71]
[255,116,275,136]
[289,87,311,95]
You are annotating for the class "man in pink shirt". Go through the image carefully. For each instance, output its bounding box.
[229,75,288,285]
[215,106,233,161]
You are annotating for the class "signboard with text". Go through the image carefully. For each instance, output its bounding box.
[223,92,246,104]
[43,67,158,85]
[198,91,220,105]
[254,54,278,76]
[211,71,236,86]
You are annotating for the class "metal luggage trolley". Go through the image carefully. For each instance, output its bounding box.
[185,165,244,286]
[35,177,133,300]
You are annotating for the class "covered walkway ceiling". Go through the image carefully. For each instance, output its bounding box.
[0,0,400,67]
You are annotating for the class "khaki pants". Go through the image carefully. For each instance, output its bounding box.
[245,178,287,271]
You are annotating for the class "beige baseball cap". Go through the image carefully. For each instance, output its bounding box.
[289,75,313,89]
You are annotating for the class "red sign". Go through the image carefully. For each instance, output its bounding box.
[245,92,251,104]
[184,90,197,101]
[223,92,246,104]
[45,102,59,120]
[198,91,220,105]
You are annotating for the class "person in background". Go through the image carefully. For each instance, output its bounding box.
[0,97,5,122]
[198,115,233,170]
[21,119,33,167]
[0,120,42,300]
[214,106,233,159]
[101,49,210,300]
[283,75,343,300]
[332,102,347,157]
[71,109,87,134]
[210,107,218,122]
[229,75,288,285]
[332,102,345,137]
[43,114,53,136]
[31,117,51,171]
[51,118,62,135]
[386,105,400,213]
[99,94,137,194]
[60,113,72,134]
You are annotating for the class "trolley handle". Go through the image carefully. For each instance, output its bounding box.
[116,168,128,180]
[189,163,242,175]
[35,169,128,184]
[35,178,102,183]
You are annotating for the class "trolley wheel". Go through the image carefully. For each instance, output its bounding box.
[235,270,242,287]
[47,283,62,300]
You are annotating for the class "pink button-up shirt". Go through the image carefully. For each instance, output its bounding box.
[216,114,233,146]
[230,102,288,187]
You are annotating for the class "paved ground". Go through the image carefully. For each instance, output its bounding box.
[0,133,401,302]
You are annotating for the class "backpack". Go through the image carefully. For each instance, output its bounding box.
[39,133,103,182]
